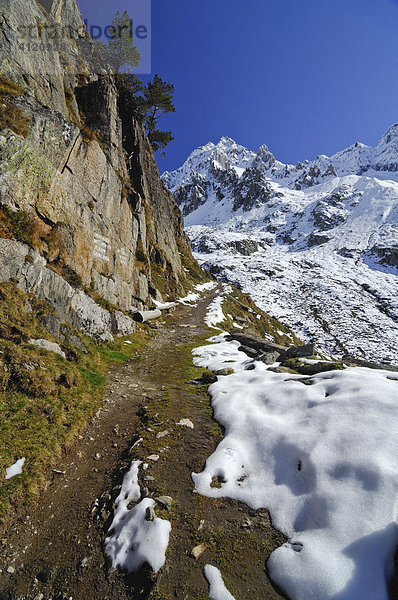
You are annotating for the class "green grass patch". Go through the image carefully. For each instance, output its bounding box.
[79,368,106,387]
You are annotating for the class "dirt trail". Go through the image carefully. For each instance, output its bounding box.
[0,288,286,600]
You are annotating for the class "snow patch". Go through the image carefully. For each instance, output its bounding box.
[5,457,25,479]
[153,300,177,309]
[178,292,200,305]
[177,418,194,429]
[205,295,226,329]
[204,564,236,600]
[195,281,218,292]
[105,460,171,574]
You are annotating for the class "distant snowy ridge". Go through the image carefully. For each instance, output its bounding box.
[162,126,398,365]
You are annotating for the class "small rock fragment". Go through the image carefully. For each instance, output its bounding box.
[24,301,33,314]
[191,543,206,559]
[155,496,173,511]
[6,566,14,574]
[145,505,156,521]
[147,454,159,461]
[177,419,194,429]
[156,430,171,439]
[79,556,91,568]
[130,437,143,450]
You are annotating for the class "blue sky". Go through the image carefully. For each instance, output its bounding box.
[77,0,398,172]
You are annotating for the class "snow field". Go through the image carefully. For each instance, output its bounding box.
[192,335,398,599]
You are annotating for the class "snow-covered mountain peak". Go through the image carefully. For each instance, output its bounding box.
[373,123,398,172]
[162,125,398,366]
[217,135,238,148]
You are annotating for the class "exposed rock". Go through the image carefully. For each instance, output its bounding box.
[312,198,348,230]
[155,496,173,511]
[258,351,281,365]
[282,359,344,375]
[307,232,331,247]
[214,368,234,376]
[191,543,206,559]
[41,314,62,338]
[147,455,159,462]
[371,245,398,268]
[79,557,92,568]
[284,343,316,359]
[145,505,156,522]
[0,238,134,338]
[239,345,259,359]
[59,326,87,353]
[226,332,286,356]
[23,301,33,313]
[28,338,66,359]
[156,430,171,439]
[226,239,259,256]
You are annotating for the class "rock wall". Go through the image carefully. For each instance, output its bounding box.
[0,0,196,336]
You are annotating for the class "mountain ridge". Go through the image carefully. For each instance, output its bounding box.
[162,126,398,365]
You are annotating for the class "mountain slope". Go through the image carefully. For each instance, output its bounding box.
[162,129,398,365]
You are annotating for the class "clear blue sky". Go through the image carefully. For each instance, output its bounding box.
[77,0,398,172]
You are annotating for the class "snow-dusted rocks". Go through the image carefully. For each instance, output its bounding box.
[192,335,398,600]
[163,127,398,365]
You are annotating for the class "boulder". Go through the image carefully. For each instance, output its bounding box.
[226,332,286,355]
[226,239,259,256]
[307,233,330,247]
[28,338,66,359]
[283,343,316,359]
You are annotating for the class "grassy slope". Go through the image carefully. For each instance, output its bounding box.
[0,281,149,518]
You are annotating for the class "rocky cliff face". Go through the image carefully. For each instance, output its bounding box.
[0,0,197,338]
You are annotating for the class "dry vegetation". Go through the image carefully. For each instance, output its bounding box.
[0,76,31,139]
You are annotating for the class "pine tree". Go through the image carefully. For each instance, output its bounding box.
[107,11,140,73]
[92,11,140,73]
[140,75,175,154]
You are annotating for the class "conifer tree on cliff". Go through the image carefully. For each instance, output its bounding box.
[91,13,174,154]
[140,75,175,155]
[108,11,140,73]
[91,11,140,73]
